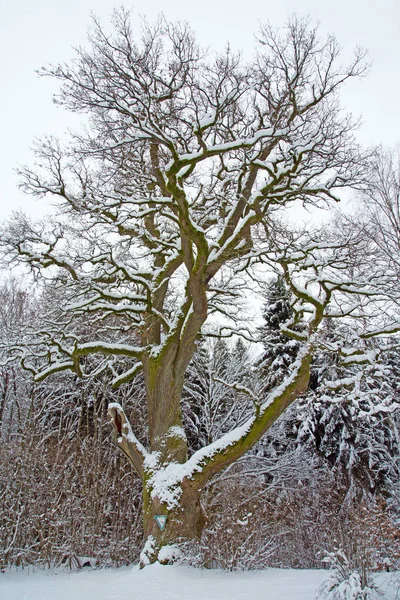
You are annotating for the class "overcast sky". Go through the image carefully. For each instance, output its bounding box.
[1,0,399,222]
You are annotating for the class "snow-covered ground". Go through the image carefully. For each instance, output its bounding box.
[0,564,398,600]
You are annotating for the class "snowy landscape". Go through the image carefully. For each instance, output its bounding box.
[1,1,400,599]
[1,565,399,600]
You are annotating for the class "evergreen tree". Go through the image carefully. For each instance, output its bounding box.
[297,333,400,497]
[258,276,300,392]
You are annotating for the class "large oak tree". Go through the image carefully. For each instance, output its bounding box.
[1,11,376,565]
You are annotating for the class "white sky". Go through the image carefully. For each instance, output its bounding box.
[1,0,399,222]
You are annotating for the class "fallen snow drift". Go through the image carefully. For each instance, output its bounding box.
[0,564,397,600]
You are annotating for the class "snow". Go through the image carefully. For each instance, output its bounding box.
[167,426,187,440]
[145,416,260,509]
[4,565,394,600]
[208,209,257,262]
[77,341,142,356]
[147,461,186,509]
[142,344,313,512]
[196,109,217,130]
[157,545,183,564]
[34,360,75,381]
[139,536,157,567]
[144,450,162,470]
[111,361,142,387]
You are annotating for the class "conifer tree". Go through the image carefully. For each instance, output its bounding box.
[258,276,300,392]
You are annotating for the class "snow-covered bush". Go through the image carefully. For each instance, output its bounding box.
[316,548,379,600]
[200,477,277,570]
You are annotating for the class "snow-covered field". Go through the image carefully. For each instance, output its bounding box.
[0,564,398,600]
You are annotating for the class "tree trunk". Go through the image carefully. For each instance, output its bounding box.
[109,343,315,567]
[138,353,207,565]
[141,478,205,566]
[144,354,188,462]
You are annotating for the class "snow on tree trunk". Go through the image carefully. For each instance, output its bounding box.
[141,479,204,566]
[110,344,315,564]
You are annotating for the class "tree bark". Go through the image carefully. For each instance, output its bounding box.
[141,478,205,566]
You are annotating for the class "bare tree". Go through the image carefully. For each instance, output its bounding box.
[360,148,400,281]
[1,11,374,565]
[348,147,400,339]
